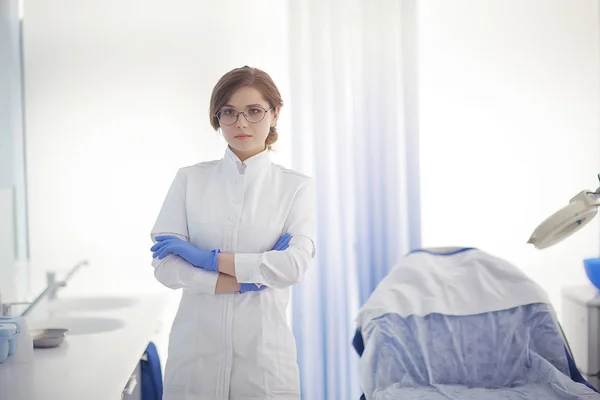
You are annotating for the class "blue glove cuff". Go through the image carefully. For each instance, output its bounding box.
[209,249,221,272]
[240,283,251,294]
[240,282,267,294]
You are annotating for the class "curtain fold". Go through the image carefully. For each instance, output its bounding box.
[288,1,421,398]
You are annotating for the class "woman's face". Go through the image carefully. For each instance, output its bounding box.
[217,86,278,161]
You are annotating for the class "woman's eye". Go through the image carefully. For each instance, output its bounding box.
[222,109,235,116]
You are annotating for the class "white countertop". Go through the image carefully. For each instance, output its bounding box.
[0,290,169,400]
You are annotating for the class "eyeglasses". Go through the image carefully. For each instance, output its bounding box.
[215,106,274,126]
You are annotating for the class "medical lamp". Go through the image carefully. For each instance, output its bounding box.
[528,174,600,249]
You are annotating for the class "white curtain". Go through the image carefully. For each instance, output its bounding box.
[287,0,420,398]
[0,0,28,300]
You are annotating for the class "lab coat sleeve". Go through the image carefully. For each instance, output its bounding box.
[150,169,218,294]
[234,178,316,288]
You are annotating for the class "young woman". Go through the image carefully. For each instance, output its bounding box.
[150,66,316,400]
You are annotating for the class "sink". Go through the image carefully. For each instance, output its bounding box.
[29,317,126,335]
[50,296,138,312]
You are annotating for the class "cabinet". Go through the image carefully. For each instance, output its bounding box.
[561,285,600,389]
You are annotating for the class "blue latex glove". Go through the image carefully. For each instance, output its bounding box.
[272,232,292,251]
[239,233,292,294]
[151,236,220,272]
[240,283,269,293]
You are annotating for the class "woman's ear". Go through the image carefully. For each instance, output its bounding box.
[272,107,281,126]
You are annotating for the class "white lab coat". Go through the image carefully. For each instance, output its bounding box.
[151,147,316,400]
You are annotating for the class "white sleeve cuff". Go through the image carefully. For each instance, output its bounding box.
[234,253,264,284]
[191,267,218,294]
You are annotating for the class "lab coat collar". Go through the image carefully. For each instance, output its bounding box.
[224,146,271,176]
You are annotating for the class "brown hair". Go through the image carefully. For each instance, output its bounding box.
[209,66,283,151]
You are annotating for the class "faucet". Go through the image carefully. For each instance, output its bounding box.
[0,301,31,317]
[61,260,89,283]
[19,281,67,317]
[46,271,58,300]
[46,260,89,301]
[46,260,90,300]
[0,260,89,317]
[0,281,66,317]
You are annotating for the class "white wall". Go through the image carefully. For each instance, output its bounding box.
[22,0,292,295]
[418,0,600,316]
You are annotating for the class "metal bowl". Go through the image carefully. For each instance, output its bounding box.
[30,328,68,349]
